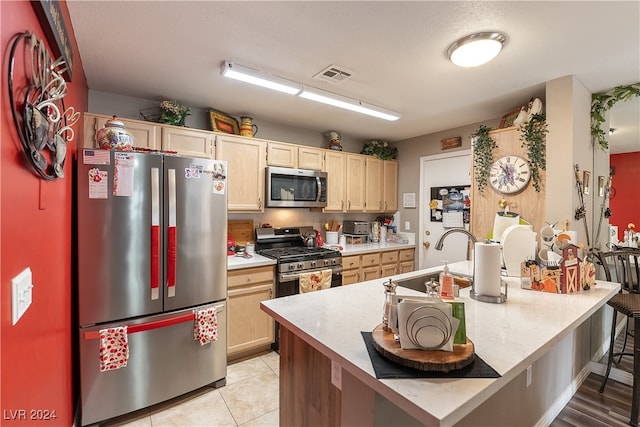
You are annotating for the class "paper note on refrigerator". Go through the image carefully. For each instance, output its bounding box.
[88,168,108,199]
[113,153,135,197]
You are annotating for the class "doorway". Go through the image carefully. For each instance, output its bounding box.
[418,150,471,269]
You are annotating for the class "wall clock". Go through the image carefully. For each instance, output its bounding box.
[489,155,531,194]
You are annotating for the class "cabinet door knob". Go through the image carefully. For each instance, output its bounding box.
[423,242,430,249]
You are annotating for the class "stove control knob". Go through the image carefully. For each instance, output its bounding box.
[288,264,295,271]
[298,263,304,269]
[323,259,330,266]
[310,261,316,267]
[332,259,337,265]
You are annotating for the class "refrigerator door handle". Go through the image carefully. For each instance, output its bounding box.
[82,304,225,340]
[150,167,161,300]
[167,168,177,297]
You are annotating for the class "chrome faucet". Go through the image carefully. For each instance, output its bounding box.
[434,228,477,259]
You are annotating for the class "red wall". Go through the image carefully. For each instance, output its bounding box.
[610,152,640,241]
[1,2,87,425]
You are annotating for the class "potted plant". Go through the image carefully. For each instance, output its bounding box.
[520,113,547,193]
[471,125,497,194]
[361,140,398,160]
[160,100,190,127]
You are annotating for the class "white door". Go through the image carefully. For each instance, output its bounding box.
[419,150,472,269]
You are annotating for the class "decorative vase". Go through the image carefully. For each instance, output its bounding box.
[96,116,134,151]
[239,116,258,137]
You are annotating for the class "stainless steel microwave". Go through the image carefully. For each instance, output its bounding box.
[265,167,327,208]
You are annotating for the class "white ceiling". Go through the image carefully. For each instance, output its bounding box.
[66,1,639,151]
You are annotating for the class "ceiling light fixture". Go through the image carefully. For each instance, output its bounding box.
[446,32,507,68]
[221,61,400,121]
[221,61,301,95]
[299,86,400,121]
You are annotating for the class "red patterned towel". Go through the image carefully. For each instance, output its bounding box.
[99,326,129,372]
[194,307,218,345]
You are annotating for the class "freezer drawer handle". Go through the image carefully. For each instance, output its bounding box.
[82,304,225,340]
[83,312,194,340]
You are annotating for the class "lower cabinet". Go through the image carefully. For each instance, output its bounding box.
[398,248,415,274]
[342,255,361,285]
[227,265,274,360]
[341,248,415,285]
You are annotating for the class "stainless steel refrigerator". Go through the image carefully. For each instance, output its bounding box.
[76,149,228,426]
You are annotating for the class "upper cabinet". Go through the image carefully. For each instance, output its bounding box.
[383,160,399,212]
[266,141,324,171]
[161,127,214,159]
[345,154,366,211]
[364,157,383,212]
[323,150,346,212]
[84,113,212,158]
[267,142,297,168]
[297,147,324,171]
[216,134,267,212]
[84,113,160,151]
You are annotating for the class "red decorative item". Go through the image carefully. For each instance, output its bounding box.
[315,229,324,247]
[227,233,236,255]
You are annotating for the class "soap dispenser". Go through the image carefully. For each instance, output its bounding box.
[439,261,455,300]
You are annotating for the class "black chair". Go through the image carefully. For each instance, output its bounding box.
[596,249,640,426]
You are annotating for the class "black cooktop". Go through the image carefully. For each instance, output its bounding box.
[257,246,341,262]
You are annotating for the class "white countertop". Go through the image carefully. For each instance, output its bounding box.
[227,240,416,270]
[261,262,620,426]
[227,253,276,270]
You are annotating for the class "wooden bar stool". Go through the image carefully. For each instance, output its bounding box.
[596,249,640,426]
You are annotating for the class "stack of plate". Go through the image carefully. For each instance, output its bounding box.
[397,299,459,351]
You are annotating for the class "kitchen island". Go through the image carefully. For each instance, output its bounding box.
[261,262,620,426]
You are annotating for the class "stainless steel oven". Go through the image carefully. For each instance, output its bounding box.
[255,226,342,350]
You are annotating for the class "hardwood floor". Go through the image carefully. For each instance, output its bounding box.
[551,323,635,426]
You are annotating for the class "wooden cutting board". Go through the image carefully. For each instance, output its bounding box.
[228,220,254,245]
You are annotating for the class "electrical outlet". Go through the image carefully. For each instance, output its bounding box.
[404,221,410,231]
[12,268,33,325]
[331,360,342,390]
[526,365,532,387]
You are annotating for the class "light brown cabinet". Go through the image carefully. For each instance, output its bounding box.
[346,154,366,211]
[267,142,297,168]
[298,146,324,170]
[398,248,415,274]
[84,113,160,151]
[324,150,346,212]
[342,248,415,285]
[365,157,383,212]
[216,135,267,212]
[383,160,399,212]
[341,255,361,285]
[84,113,213,158]
[267,142,324,171]
[227,265,275,360]
[161,127,214,158]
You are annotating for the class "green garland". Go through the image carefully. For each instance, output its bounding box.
[520,113,547,193]
[471,125,497,194]
[591,83,640,150]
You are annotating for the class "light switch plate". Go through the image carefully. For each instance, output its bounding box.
[12,268,33,325]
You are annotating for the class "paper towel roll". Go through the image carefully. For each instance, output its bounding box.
[473,242,502,297]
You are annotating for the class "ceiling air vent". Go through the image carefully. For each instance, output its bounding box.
[313,65,354,84]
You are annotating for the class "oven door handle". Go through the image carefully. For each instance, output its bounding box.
[279,266,342,283]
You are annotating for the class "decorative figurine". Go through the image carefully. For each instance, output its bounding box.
[327,131,342,151]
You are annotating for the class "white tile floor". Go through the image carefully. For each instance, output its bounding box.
[102,352,280,427]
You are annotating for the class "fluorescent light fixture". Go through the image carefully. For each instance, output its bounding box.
[299,86,400,121]
[221,61,301,95]
[446,32,507,67]
[221,61,401,120]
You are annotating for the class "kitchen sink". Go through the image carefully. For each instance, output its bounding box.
[394,271,472,293]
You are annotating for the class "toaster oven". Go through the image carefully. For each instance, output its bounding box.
[343,220,370,235]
